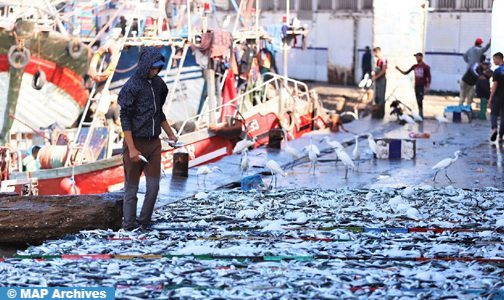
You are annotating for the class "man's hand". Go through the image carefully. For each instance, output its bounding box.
[129,147,142,163]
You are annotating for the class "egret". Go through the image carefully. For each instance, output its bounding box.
[322,136,343,149]
[352,135,361,170]
[282,129,302,169]
[196,166,222,189]
[435,114,449,123]
[240,149,250,178]
[233,137,255,154]
[399,113,416,125]
[304,137,320,174]
[411,111,423,122]
[335,147,355,179]
[366,133,377,158]
[432,150,461,182]
[322,136,343,166]
[358,73,370,89]
[265,159,287,189]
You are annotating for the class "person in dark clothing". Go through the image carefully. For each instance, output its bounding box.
[396,52,431,118]
[119,16,127,37]
[476,61,492,120]
[361,46,372,79]
[489,52,504,142]
[118,46,178,230]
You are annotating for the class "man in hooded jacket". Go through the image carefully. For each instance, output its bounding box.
[118,46,177,230]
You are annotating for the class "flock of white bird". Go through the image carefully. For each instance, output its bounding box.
[196,113,462,190]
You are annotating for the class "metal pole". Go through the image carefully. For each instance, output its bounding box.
[256,0,260,46]
[206,62,217,125]
[283,0,289,79]
[187,0,192,42]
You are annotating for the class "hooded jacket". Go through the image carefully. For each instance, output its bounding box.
[118,47,168,138]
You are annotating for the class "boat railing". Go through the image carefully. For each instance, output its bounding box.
[175,72,313,137]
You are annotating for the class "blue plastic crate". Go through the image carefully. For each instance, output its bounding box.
[241,174,265,191]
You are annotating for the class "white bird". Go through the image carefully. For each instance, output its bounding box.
[366,133,377,158]
[411,112,423,122]
[322,136,342,166]
[352,135,361,170]
[399,113,416,125]
[365,78,373,88]
[435,114,449,123]
[305,137,320,174]
[265,159,287,189]
[282,129,302,169]
[240,149,250,178]
[233,137,255,154]
[358,73,369,89]
[196,166,222,189]
[322,136,343,149]
[335,147,355,179]
[432,150,461,182]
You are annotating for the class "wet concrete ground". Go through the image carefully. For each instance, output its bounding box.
[143,117,503,209]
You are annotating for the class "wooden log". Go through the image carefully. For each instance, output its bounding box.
[0,193,123,244]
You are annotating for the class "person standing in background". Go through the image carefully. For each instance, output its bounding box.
[476,60,493,120]
[489,52,504,142]
[464,38,491,69]
[362,46,372,79]
[372,47,387,118]
[395,52,431,118]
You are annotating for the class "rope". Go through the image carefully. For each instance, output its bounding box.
[113,62,138,74]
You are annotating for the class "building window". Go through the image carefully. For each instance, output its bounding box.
[463,0,484,9]
[317,0,333,10]
[278,0,295,10]
[362,0,373,9]
[436,0,456,9]
[335,0,357,11]
[299,0,313,11]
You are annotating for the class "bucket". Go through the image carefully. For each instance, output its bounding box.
[172,152,189,177]
[39,146,68,169]
[268,128,284,149]
[329,114,340,132]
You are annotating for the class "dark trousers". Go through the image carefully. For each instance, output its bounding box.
[374,77,386,105]
[491,102,504,136]
[122,138,161,229]
[415,85,425,117]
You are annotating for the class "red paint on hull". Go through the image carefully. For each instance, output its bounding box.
[0,55,88,108]
[11,110,323,195]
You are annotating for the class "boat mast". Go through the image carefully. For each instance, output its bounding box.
[283,0,289,80]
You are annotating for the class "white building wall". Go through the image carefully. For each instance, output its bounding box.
[261,8,491,92]
[425,12,491,91]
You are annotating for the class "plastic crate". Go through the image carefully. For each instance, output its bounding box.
[241,174,265,191]
[444,105,472,123]
[375,138,416,160]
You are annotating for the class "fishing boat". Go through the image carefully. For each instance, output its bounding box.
[0,0,329,196]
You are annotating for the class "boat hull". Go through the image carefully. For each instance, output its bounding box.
[5,107,325,195]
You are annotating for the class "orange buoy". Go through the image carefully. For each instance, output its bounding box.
[88,46,117,82]
[60,177,80,195]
